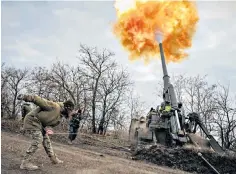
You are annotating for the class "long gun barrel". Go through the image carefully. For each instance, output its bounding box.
[156,33,169,93]
[157,34,181,134]
[158,42,178,109]
[159,42,170,92]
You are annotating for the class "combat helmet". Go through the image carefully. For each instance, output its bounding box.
[63,100,75,110]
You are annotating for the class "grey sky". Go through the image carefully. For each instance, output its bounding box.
[2,1,236,109]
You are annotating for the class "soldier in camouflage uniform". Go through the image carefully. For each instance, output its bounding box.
[17,94,75,170]
[68,109,83,145]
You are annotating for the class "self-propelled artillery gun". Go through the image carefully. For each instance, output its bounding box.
[129,34,224,156]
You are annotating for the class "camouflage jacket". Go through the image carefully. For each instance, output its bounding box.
[22,95,64,130]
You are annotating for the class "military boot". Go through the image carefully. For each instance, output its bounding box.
[20,160,39,170]
[20,128,25,135]
[50,156,63,164]
[67,140,73,145]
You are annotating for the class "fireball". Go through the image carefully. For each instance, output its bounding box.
[113,0,199,63]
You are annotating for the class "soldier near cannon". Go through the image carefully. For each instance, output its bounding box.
[68,109,84,145]
[17,94,75,170]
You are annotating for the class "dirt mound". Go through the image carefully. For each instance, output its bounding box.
[133,145,236,174]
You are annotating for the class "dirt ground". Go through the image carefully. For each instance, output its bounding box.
[1,131,190,174]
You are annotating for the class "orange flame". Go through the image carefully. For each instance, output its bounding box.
[113,0,199,63]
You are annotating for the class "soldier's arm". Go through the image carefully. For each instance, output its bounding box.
[67,111,75,121]
[22,95,54,111]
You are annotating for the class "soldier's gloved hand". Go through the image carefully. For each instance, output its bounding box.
[17,94,24,100]
[45,128,54,135]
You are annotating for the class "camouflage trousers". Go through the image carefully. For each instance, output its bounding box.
[23,129,55,160]
[20,120,25,134]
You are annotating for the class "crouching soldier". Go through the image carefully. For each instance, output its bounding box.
[68,109,83,145]
[17,94,75,170]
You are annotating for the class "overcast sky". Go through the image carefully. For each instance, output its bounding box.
[2,1,236,109]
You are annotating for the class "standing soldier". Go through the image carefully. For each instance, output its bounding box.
[68,109,84,145]
[146,107,156,127]
[17,94,75,171]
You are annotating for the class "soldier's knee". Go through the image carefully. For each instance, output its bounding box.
[32,131,43,143]
[43,139,52,147]
[27,140,41,153]
[31,137,43,149]
[43,134,52,142]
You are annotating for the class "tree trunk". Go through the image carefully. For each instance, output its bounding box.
[220,127,224,148]
[98,97,107,134]
[92,76,100,133]
[128,109,133,141]
[128,122,132,141]
[104,121,109,135]
[225,129,231,149]
[11,90,17,118]
[92,91,96,133]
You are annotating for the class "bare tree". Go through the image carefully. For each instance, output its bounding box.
[47,62,91,108]
[1,63,11,117]
[213,84,236,149]
[109,107,128,135]
[27,67,51,98]
[97,67,131,134]
[3,66,29,118]
[78,44,115,133]
[48,62,77,103]
[1,63,8,91]
[183,75,217,134]
[171,74,186,102]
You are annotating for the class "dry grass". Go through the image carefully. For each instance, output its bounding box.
[1,119,22,133]
[1,119,130,148]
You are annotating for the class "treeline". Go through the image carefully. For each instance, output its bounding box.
[1,44,235,150]
[162,75,236,150]
[1,44,145,135]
